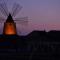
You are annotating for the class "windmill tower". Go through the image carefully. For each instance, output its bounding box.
[0,2,28,35]
[3,14,17,35]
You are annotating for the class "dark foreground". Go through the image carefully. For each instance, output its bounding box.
[0,30,60,60]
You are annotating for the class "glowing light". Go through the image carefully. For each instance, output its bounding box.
[3,22,17,35]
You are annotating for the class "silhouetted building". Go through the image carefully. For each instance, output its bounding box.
[3,14,17,35]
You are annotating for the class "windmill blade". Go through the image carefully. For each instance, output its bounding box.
[0,3,9,17]
[11,3,22,17]
[14,17,28,25]
[0,4,7,16]
[0,18,5,23]
[2,2,9,16]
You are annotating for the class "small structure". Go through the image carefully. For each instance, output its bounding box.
[0,2,28,35]
[3,14,17,35]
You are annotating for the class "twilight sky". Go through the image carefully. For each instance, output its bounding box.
[0,0,60,35]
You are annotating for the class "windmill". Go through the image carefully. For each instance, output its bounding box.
[0,2,28,35]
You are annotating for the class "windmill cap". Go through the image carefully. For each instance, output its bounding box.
[6,14,14,23]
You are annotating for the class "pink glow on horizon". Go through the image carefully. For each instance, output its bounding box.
[0,0,60,35]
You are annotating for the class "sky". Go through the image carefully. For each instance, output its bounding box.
[0,0,60,35]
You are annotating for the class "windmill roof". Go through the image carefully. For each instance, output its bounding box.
[6,14,14,23]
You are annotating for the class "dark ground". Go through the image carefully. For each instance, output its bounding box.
[0,30,60,60]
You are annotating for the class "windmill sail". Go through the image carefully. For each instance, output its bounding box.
[0,18,5,23]
[11,3,22,17]
[14,17,28,25]
[0,2,9,16]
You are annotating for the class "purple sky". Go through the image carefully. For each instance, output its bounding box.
[0,0,60,35]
